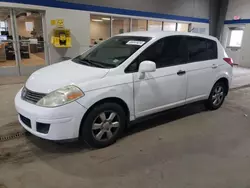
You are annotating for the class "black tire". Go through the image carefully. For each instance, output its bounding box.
[80,102,126,148]
[205,81,227,110]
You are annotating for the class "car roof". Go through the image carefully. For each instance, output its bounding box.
[118,31,217,41]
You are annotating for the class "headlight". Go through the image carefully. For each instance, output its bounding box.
[37,85,84,107]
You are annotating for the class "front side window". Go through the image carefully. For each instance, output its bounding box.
[126,36,186,72]
[186,37,218,63]
[72,36,151,68]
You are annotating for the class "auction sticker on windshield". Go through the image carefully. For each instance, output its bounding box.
[126,41,145,46]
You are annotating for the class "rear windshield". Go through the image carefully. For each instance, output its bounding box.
[72,36,151,68]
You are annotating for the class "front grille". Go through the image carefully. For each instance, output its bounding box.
[20,114,31,128]
[22,87,46,104]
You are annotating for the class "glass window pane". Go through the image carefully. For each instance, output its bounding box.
[137,36,185,69]
[0,9,16,67]
[0,21,5,28]
[187,37,207,62]
[112,17,130,36]
[73,36,151,68]
[16,10,45,66]
[229,30,244,47]
[90,15,111,45]
[163,22,176,31]
[186,37,217,62]
[207,39,218,59]
[132,19,147,31]
[148,20,162,31]
[16,11,44,40]
[177,23,189,32]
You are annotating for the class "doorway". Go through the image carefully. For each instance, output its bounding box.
[0,7,48,76]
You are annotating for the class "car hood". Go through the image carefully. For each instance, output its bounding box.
[25,60,109,93]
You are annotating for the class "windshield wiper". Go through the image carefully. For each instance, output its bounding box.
[84,59,106,68]
[75,58,104,68]
[77,59,92,66]
[84,59,117,68]
[75,58,116,68]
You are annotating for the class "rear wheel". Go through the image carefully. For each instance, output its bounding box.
[80,103,126,148]
[205,81,227,110]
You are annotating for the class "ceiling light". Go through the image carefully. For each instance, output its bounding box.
[92,19,103,22]
[102,17,110,20]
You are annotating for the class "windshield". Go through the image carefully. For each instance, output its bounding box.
[72,36,151,68]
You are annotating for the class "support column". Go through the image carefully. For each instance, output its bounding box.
[209,0,229,39]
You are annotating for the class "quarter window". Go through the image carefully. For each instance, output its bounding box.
[186,37,217,63]
[207,39,218,59]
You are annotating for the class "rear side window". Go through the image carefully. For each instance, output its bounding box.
[186,37,218,63]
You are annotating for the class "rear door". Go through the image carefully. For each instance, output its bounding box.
[183,36,219,103]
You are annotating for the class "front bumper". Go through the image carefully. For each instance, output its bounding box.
[15,90,87,140]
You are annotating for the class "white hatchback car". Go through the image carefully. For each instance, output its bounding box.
[15,31,233,148]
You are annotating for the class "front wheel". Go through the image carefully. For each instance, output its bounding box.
[205,82,226,110]
[80,103,126,148]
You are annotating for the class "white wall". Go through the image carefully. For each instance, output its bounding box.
[45,8,90,63]
[236,25,250,67]
[226,0,250,20]
[222,0,250,67]
[60,0,209,19]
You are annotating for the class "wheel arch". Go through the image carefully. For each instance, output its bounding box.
[215,77,229,95]
[79,97,130,136]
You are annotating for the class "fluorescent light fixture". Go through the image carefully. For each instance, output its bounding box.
[92,19,103,22]
[102,17,110,20]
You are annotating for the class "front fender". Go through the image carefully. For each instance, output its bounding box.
[76,83,134,120]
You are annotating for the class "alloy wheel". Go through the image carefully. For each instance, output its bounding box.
[92,111,120,142]
[212,85,224,106]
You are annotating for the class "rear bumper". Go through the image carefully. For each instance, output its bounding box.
[15,90,87,140]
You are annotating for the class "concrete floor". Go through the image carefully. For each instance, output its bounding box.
[232,66,250,88]
[1,83,250,187]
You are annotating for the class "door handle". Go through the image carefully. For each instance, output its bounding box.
[212,64,218,69]
[177,70,186,76]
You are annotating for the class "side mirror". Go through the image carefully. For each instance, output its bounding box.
[139,60,156,73]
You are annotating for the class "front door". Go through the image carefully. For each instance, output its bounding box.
[0,8,48,76]
[0,8,20,76]
[132,36,187,118]
[14,9,48,76]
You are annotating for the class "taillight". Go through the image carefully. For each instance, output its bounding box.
[223,58,234,67]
